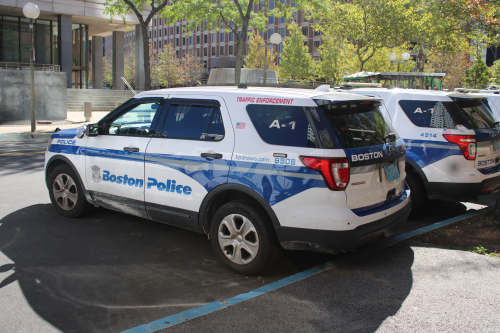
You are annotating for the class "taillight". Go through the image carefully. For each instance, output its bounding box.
[299,156,350,190]
[443,134,476,160]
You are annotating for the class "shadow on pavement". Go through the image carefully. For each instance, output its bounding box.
[0,154,46,176]
[0,204,335,333]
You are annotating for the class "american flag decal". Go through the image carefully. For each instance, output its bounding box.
[443,128,452,133]
[236,122,246,129]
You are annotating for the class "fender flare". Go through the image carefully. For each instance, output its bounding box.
[198,183,281,232]
[45,155,94,204]
[405,158,428,184]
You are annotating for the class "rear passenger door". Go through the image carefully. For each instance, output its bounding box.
[144,96,234,230]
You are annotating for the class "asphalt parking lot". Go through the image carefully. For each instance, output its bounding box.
[0,139,498,333]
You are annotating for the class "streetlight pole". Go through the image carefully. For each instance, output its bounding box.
[23,3,40,135]
[260,33,282,86]
[389,52,410,87]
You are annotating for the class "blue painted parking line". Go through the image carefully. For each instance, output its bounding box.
[121,206,491,333]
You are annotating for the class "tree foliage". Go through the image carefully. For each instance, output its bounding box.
[279,23,314,81]
[162,0,326,85]
[462,57,490,89]
[104,0,170,90]
[427,51,471,90]
[243,31,278,71]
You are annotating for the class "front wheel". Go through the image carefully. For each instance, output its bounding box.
[48,164,92,218]
[210,200,280,275]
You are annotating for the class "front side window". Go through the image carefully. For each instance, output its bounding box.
[246,104,333,148]
[106,102,161,136]
[161,103,225,141]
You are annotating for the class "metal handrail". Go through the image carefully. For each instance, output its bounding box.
[0,62,60,72]
[121,77,137,95]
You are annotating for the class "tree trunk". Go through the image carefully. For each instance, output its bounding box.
[142,23,151,91]
[233,0,253,85]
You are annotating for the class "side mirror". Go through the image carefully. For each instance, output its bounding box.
[85,123,99,137]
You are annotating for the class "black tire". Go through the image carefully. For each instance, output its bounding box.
[210,200,280,275]
[48,164,93,218]
[405,170,426,216]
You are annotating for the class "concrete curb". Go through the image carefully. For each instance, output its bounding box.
[0,132,53,140]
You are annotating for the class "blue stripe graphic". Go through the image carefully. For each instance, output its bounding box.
[51,128,78,139]
[404,139,462,168]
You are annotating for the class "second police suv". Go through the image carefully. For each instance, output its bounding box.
[338,86,500,213]
[45,86,410,274]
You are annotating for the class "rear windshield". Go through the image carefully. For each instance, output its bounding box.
[399,99,497,129]
[317,102,399,148]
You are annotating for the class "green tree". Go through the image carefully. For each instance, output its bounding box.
[316,36,355,85]
[314,0,415,72]
[153,46,182,88]
[490,59,500,84]
[103,56,113,88]
[244,31,278,71]
[162,0,326,85]
[462,57,490,89]
[124,47,135,89]
[180,51,204,86]
[279,23,314,81]
[104,0,170,90]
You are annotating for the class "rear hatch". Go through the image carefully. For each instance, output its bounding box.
[449,97,500,175]
[314,96,407,216]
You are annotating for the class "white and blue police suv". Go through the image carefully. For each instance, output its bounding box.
[45,86,410,274]
[337,87,500,214]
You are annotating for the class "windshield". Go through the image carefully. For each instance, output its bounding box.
[316,102,399,148]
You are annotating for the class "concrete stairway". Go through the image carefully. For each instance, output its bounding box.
[67,89,136,112]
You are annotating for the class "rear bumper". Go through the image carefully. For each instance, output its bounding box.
[425,174,500,201]
[275,200,411,254]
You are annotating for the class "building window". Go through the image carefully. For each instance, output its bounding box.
[280,16,285,24]
[269,28,274,36]
[154,30,157,38]
[197,24,201,31]
[303,14,309,22]
[176,26,179,34]
[203,60,207,68]
[212,46,216,56]
[165,27,168,35]
[204,34,208,43]
[302,26,308,36]
[269,15,274,24]
[159,40,162,49]
[279,28,285,38]
[229,45,234,55]
[220,33,225,42]
[176,50,179,58]
[204,47,208,56]
[190,36,193,45]
[183,37,186,46]
[229,32,234,41]
[220,45,224,55]
[197,35,200,44]
[170,27,173,35]
[176,37,179,46]
[314,40,320,51]
[154,41,157,49]
[212,33,216,43]
[314,30,321,36]
[148,31,151,38]
[159,29,162,37]
[196,48,200,57]
[153,18,156,26]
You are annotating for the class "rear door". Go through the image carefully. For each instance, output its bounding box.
[144,96,234,230]
[316,98,407,215]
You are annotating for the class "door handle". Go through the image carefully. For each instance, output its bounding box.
[124,147,140,152]
[201,153,223,159]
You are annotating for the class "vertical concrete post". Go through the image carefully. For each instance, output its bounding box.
[112,31,125,90]
[58,15,73,88]
[92,36,103,89]
[135,24,145,91]
[84,102,92,121]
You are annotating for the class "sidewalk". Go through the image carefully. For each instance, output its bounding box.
[0,112,109,140]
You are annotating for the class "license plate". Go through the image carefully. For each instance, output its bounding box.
[494,139,500,152]
[384,162,400,183]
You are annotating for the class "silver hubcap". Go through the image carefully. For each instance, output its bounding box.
[218,214,259,265]
[53,173,78,211]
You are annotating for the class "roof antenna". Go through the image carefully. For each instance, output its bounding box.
[238,83,247,89]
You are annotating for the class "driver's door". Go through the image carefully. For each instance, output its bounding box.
[85,97,166,218]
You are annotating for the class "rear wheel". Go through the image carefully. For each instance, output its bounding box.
[406,170,426,216]
[210,200,280,275]
[48,164,93,218]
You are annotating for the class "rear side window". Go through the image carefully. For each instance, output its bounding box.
[246,104,334,148]
[162,104,225,141]
[399,99,497,129]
